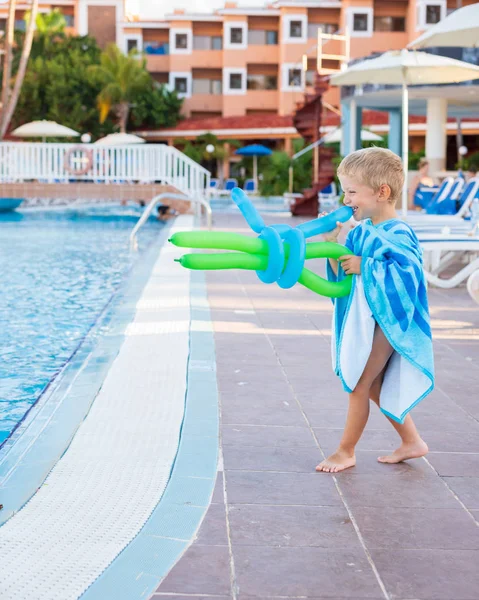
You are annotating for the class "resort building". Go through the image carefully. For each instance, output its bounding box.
[1,0,478,173]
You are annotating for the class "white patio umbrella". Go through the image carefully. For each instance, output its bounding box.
[409,4,479,49]
[11,120,79,143]
[323,127,383,144]
[94,133,145,146]
[330,49,479,215]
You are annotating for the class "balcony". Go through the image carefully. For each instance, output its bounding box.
[146,54,170,72]
[190,50,223,69]
[183,95,223,113]
[246,90,278,111]
[244,44,279,64]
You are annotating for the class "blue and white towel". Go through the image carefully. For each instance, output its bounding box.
[327,218,434,423]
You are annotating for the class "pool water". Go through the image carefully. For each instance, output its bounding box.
[0,205,162,446]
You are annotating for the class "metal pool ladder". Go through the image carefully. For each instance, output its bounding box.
[129,192,212,251]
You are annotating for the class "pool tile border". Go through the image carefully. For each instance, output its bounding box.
[80,270,219,600]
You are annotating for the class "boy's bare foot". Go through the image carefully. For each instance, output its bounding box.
[377,439,428,464]
[316,449,356,473]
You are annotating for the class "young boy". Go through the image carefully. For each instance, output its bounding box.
[316,147,434,473]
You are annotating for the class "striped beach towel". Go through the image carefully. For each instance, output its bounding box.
[328,218,435,423]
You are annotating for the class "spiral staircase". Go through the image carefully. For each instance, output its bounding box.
[291,76,335,217]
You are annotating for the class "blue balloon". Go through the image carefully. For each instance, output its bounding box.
[231,187,265,234]
[277,228,306,289]
[256,226,284,284]
[297,206,354,238]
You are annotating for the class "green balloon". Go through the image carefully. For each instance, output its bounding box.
[170,231,353,298]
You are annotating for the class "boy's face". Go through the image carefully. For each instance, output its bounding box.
[340,175,384,222]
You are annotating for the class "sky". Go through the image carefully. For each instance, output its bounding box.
[127,0,267,20]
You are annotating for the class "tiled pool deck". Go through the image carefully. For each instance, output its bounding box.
[152,211,479,600]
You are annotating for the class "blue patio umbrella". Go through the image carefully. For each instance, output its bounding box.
[235,144,273,189]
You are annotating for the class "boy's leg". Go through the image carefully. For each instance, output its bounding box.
[369,375,428,463]
[316,325,394,473]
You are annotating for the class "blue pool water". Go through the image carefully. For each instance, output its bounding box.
[0,205,162,445]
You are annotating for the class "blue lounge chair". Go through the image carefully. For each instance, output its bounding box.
[244,179,257,193]
[224,178,237,192]
[426,177,464,214]
[210,178,220,191]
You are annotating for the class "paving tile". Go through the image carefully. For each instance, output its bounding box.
[221,396,306,427]
[336,472,458,508]
[156,544,231,595]
[211,471,224,503]
[228,504,361,549]
[427,453,479,477]
[233,546,383,598]
[222,445,319,473]
[353,506,479,549]
[370,548,479,600]
[194,502,229,546]
[442,476,479,509]
[222,424,317,448]
[225,470,341,506]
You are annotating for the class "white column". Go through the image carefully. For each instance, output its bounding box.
[425,98,448,176]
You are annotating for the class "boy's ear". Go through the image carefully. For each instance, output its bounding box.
[378,183,391,202]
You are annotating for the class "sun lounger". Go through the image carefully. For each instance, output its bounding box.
[244,179,257,194]
[418,233,479,290]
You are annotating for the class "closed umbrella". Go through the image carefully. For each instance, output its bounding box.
[323,127,383,144]
[11,120,79,143]
[235,144,272,190]
[330,49,479,215]
[94,133,145,146]
[409,4,479,49]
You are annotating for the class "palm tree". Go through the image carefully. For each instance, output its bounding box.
[0,0,39,139]
[88,44,151,133]
[34,8,66,36]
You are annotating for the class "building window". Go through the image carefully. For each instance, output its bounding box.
[417,0,446,30]
[211,80,222,95]
[305,70,315,86]
[374,17,406,32]
[127,39,138,53]
[174,77,188,94]
[64,14,74,27]
[281,64,304,90]
[426,4,441,24]
[247,74,278,90]
[289,20,303,38]
[230,27,243,44]
[347,7,373,37]
[282,14,307,43]
[229,73,243,89]
[288,69,302,87]
[307,23,336,38]
[192,79,223,94]
[212,36,222,50]
[14,19,25,31]
[224,67,246,94]
[266,30,278,45]
[170,72,191,98]
[224,22,247,50]
[0,18,6,31]
[175,33,188,49]
[353,14,368,32]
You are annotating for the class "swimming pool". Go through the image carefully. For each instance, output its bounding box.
[0,205,161,445]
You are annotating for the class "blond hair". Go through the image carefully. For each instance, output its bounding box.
[337,147,404,204]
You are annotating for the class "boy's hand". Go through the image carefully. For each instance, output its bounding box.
[339,255,362,275]
[319,212,343,243]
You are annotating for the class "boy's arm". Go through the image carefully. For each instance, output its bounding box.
[323,220,344,276]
